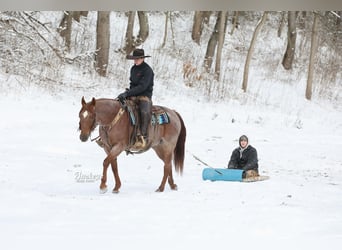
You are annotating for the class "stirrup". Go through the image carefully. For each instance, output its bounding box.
[134,135,147,148]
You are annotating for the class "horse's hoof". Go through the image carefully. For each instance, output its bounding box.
[100,187,108,194]
[112,189,120,194]
[171,185,178,191]
[155,187,164,192]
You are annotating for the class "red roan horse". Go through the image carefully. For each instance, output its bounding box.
[78,97,186,193]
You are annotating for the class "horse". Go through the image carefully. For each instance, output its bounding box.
[78,97,186,193]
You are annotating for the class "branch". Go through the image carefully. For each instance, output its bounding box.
[18,12,65,61]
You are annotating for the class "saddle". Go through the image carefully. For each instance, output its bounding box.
[124,99,170,153]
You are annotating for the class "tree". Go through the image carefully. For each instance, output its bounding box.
[277,11,286,37]
[242,12,268,92]
[136,11,149,45]
[230,11,239,35]
[306,12,319,100]
[192,11,211,44]
[124,11,149,55]
[282,11,297,70]
[215,11,227,80]
[58,11,88,51]
[124,11,135,55]
[161,11,175,48]
[204,11,227,73]
[95,11,110,77]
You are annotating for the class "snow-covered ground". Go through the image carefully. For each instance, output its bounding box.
[0,79,341,249]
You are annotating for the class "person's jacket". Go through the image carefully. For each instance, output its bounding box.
[126,61,154,99]
[227,145,258,171]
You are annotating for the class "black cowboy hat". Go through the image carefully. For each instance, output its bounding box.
[126,49,151,60]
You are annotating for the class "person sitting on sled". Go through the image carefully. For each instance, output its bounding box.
[117,48,154,148]
[227,135,259,178]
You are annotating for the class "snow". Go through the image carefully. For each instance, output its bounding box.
[1,81,341,249]
[1,11,342,250]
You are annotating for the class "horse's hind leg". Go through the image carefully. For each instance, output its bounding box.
[111,158,121,193]
[156,161,171,192]
[168,168,178,190]
[154,149,174,192]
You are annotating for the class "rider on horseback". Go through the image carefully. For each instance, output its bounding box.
[117,49,154,148]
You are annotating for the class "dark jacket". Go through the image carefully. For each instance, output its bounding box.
[227,145,259,171]
[126,61,154,99]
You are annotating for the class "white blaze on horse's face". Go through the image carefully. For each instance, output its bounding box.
[82,110,89,119]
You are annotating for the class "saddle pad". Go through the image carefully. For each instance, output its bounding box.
[152,112,170,125]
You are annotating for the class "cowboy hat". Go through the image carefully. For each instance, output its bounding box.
[126,49,151,60]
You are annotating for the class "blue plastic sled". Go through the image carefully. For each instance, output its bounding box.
[202,168,244,182]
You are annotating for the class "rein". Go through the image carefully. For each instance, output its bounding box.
[91,100,126,142]
[109,107,125,129]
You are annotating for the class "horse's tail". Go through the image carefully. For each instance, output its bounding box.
[174,111,186,175]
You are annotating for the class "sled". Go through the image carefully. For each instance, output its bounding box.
[202,168,269,182]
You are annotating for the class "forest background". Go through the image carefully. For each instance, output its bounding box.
[0,11,341,107]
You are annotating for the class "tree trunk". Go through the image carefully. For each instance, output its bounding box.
[215,11,227,80]
[136,11,149,45]
[282,11,297,70]
[58,11,72,51]
[161,11,169,48]
[306,13,319,100]
[230,11,239,35]
[242,12,268,92]
[336,11,341,26]
[192,11,211,44]
[192,11,203,44]
[58,11,88,51]
[95,11,110,77]
[204,12,221,72]
[277,11,285,37]
[72,11,88,22]
[124,11,135,55]
[124,11,149,55]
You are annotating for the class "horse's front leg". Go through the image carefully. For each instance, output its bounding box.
[100,156,111,193]
[111,158,121,193]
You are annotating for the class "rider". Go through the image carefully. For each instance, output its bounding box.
[117,48,154,148]
[227,135,259,178]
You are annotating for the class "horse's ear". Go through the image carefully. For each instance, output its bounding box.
[91,97,96,106]
[81,96,86,106]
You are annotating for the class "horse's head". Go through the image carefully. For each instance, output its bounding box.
[78,96,97,142]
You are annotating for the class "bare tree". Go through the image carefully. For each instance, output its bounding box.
[192,11,203,44]
[242,12,268,92]
[277,11,286,37]
[306,12,319,100]
[282,11,297,70]
[191,11,211,44]
[337,11,341,26]
[204,12,227,73]
[215,11,227,80]
[161,11,176,48]
[230,11,239,35]
[136,11,149,45]
[161,11,169,48]
[124,11,149,55]
[58,11,72,51]
[58,11,88,51]
[124,11,135,54]
[95,11,110,77]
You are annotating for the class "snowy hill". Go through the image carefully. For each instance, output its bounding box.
[0,11,342,249]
